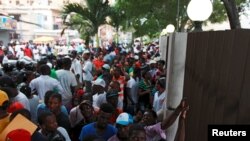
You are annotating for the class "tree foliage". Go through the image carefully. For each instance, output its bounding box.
[115,0,249,37]
[61,0,111,45]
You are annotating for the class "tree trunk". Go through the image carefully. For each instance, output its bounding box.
[222,0,241,29]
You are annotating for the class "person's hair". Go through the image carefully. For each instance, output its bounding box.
[129,124,145,136]
[62,57,71,69]
[50,93,62,102]
[100,103,114,114]
[145,109,158,119]
[142,70,150,78]
[44,90,55,105]
[38,111,54,125]
[20,84,32,98]
[39,64,51,75]
[55,58,63,70]
[158,60,165,66]
[113,66,122,75]
[157,77,166,89]
[2,63,14,73]
[0,101,9,111]
[10,109,31,121]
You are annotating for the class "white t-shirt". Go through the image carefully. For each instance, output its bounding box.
[92,92,106,111]
[153,90,166,112]
[69,106,84,127]
[32,48,40,61]
[13,91,30,111]
[56,69,78,104]
[70,58,83,83]
[82,59,93,81]
[29,75,65,101]
[126,77,139,104]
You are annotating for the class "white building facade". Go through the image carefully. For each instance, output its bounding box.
[0,0,83,42]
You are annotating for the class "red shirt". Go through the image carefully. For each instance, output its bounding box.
[24,48,32,58]
[93,58,104,70]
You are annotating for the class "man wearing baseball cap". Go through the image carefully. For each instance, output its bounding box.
[108,112,133,141]
[0,90,10,133]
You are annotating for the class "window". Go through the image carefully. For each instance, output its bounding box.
[9,0,12,3]
[0,1,2,5]
[30,0,33,5]
[16,0,19,5]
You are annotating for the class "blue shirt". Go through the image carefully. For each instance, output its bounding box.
[37,103,68,118]
[79,122,117,141]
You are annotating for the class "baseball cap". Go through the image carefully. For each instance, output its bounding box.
[134,55,139,60]
[5,129,31,141]
[149,60,156,64]
[116,112,133,126]
[7,102,24,113]
[92,78,106,88]
[106,89,119,99]
[80,100,92,107]
[0,90,9,107]
[83,50,90,54]
[102,64,110,70]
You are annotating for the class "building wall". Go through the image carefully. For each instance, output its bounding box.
[0,0,83,41]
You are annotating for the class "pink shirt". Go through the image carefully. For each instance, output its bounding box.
[144,122,166,141]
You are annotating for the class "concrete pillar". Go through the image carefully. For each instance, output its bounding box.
[164,32,188,141]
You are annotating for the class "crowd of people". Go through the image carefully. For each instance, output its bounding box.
[0,40,189,141]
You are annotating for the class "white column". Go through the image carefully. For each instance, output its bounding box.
[164,32,188,141]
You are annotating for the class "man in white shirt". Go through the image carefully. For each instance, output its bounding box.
[70,50,83,84]
[82,50,93,93]
[92,78,106,111]
[0,76,30,111]
[153,77,166,113]
[29,64,65,102]
[32,45,40,61]
[56,57,78,108]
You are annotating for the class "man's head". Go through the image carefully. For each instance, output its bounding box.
[106,89,119,108]
[116,112,133,139]
[129,124,146,141]
[82,50,90,60]
[79,100,94,118]
[62,57,72,70]
[113,66,122,78]
[141,109,157,126]
[0,76,18,98]
[38,112,58,132]
[108,80,120,92]
[97,103,114,129]
[156,77,166,91]
[102,64,110,72]
[92,79,106,94]
[48,93,62,114]
[39,64,51,75]
[71,50,77,58]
